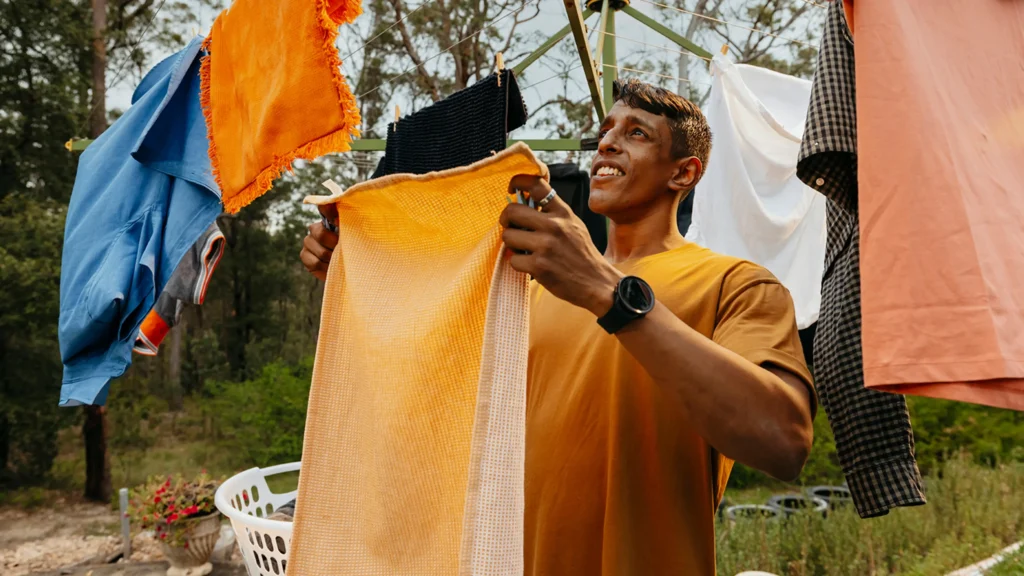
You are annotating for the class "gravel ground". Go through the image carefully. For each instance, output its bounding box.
[0,503,242,576]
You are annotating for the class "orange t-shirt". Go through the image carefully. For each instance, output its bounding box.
[525,243,814,576]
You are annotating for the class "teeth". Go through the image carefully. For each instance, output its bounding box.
[596,166,624,176]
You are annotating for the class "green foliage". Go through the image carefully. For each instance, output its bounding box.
[0,0,91,203]
[203,359,314,469]
[718,456,1024,576]
[0,195,73,483]
[908,396,1024,474]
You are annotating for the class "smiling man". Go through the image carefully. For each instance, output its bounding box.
[301,79,815,575]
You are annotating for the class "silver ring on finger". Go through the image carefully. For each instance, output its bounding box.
[537,189,557,209]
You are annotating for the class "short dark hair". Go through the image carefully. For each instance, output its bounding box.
[612,78,712,173]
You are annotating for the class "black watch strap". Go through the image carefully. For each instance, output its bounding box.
[597,276,655,334]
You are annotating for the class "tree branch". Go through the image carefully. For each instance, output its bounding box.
[387,0,441,100]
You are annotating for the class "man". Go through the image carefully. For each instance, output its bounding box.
[301,79,815,575]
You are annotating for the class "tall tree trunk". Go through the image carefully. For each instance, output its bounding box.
[168,320,183,411]
[0,411,9,475]
[84,0,112,504]
[83,406,111,501]
[89,0,107,139]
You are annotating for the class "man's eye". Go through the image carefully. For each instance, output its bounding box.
[599,129,610,137]
[632,129,646,137]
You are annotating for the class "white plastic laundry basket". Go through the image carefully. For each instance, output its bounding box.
[215,462,299,576]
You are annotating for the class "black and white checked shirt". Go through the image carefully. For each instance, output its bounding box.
[797,1,926,519]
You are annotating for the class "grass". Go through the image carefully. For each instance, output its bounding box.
[717,457,1024,576]
[36,402,1024,575]
[988,546,1024,576]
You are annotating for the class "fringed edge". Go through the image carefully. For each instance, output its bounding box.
[198,35,227,204]
[322,0,362,27]
[222,129,357,214]
[206,0,364,214]
[316,0,363,132]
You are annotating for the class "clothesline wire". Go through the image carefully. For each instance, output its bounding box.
[519,63,584,91]
[634,0,818,49]
[357,0,536,100]
[105,0,170,93]
[341,2,425,63]
[796,0,827,8]
[604,63,712,88]
[597,30,712,63]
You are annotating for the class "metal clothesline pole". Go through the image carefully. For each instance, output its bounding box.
[68,0,709,153]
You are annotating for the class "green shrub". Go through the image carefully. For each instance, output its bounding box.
[204,358,313,469]
[908,396,1024,474]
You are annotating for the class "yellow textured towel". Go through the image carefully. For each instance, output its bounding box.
[293,143,547,575]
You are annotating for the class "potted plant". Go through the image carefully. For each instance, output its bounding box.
[129,471,222,576]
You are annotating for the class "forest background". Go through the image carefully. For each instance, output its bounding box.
[2,0,1021,573]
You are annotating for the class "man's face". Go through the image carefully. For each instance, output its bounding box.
[589,101,692,220]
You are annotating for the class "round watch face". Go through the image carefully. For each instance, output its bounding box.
[619,276,654,314]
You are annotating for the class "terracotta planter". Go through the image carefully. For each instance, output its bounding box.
[159,512,222,569]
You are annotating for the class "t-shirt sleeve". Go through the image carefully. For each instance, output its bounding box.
[711,263,817,417]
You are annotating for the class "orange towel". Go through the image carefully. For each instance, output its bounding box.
[856,2,1024,411]
[201,0,362,213]
[293,143,547,575]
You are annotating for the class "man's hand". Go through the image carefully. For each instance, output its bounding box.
[300,203,339,281]
[500,175,623,317]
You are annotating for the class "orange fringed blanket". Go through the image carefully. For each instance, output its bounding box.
[201,0,362,213]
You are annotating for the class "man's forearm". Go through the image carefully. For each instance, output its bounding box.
[610,301,813,480]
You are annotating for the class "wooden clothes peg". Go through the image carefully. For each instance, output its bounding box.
[710,44,729,75]
[394,105,400,130]
[496,52,505,86]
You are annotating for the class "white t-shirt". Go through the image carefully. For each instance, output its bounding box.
[687,56,825,329]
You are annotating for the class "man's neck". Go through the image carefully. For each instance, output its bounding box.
[603,200,687,264]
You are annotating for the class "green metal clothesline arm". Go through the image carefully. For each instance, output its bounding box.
[350,138,586,152]
[620,4,713,60]
[600,6,616,106]
[563,0,606,120]
[67,137,587,152]
[512,9,593,76]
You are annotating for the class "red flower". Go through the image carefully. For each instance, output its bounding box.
[166,513,179,523]
[184,542,190,549]
[156,486,166,495]
[142,516,147,523]
[160,533,167,540]
[167,504,176,513]
[183,505,199,516]
[154,496,161,503]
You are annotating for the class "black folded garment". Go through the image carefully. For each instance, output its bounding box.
[547,163,607,254]
[372,70,527,178]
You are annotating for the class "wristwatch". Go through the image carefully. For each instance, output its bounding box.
[597,276,655,334]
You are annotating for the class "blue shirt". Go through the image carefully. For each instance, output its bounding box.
[59,37,222,406]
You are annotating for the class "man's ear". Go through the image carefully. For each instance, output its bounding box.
[668,156,702,193]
